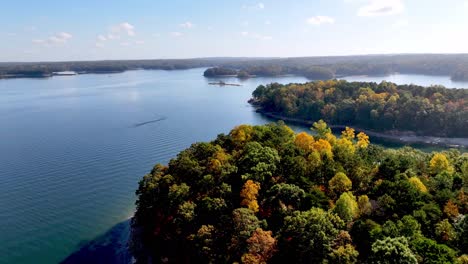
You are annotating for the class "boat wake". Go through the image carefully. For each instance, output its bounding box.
[133,117,167,127]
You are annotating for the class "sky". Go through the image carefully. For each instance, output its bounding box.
[1,0,468,62]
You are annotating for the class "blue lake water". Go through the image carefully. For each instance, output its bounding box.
[341,74,468,88]
[0,69,466,263]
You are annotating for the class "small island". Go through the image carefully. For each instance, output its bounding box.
[209,81,242,86]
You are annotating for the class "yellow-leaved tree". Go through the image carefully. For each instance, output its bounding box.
[429,153,454,174]
[341,127,355,140]
[240,180,261,212]
[312,139,333,160]
[230,125,254,146]
[356,132,370,149]
[294,132,315,152]
[408,177,428,193]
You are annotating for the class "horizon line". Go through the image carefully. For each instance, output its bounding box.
[2,52,468,64]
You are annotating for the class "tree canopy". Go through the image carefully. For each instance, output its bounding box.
[131,122,467,263]
[251,80,468,137]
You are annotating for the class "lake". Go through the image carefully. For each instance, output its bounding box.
[0,69,466,264]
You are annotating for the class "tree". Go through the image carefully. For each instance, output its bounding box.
[410,237,457,264]
[333,192,359,222]
[443,200,459,219]
[265,183,306,212]
[239,142,280,182]
[430,153,454,175]
[312,119,332,138]
[230,125,254,146]
[294,132,314,152]
[358,195,373,216]
[312,139,334,159]
[279,208,344,262]
[329,172,353,196]
[328,244,359,264]
[241,180,261,212]
[408,177,428,193]
[241,228,277,264]
[357,132,370,149]
[342,127,356,140]
[370,237,418,264]
[435,219,456,242]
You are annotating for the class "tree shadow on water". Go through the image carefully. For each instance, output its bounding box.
[60,219,133,264]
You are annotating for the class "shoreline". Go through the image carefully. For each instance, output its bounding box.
[256,109,468,148]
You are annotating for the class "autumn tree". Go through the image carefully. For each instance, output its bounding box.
[329,172,353,196]
[429,153,454,175]
[408,177,428,193]
[443,200,459,219]
[241,228,277,264]
[294,132,314,152]
[356,132,370,149]
[241,180,261,212]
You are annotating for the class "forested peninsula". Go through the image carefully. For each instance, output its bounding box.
[250,80,468,138]
[130,122,468,263]
[4,54,468,80]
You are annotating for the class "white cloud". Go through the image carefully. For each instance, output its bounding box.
[170,32,182,37]
[120,42,130,46]
[97,35,107,41]
[241,31,249,36]
[107,34,120,40]
[306,16,335,25]
[264,20,271,25]
[358,0,404,17]
[95,22,135,47]
[242,2,265,10]
[179,22,194,29]
[135,40,145,45]
[33,32,73,46]
[111,22,135,36]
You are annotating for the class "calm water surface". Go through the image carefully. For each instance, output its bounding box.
[0,70,466,263]
[341,73,468,88]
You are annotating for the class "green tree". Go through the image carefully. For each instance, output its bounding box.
[410,237,457,264]
[370,236,418,264]
[279,208,344,262]
[333,192,359,222]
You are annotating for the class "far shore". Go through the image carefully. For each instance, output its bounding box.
[256,110,468,148]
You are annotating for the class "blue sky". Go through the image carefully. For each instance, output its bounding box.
[1,0,468,61]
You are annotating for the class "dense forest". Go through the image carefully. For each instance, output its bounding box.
[131,122,467,263]
[3,54,468,81]
[250,80,468,138]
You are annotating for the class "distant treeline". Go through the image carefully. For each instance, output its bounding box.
[3,54,468,80]
[251,80,468,137]
[203,54,468,81]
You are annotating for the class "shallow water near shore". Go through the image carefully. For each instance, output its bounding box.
[0,69,466,264]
